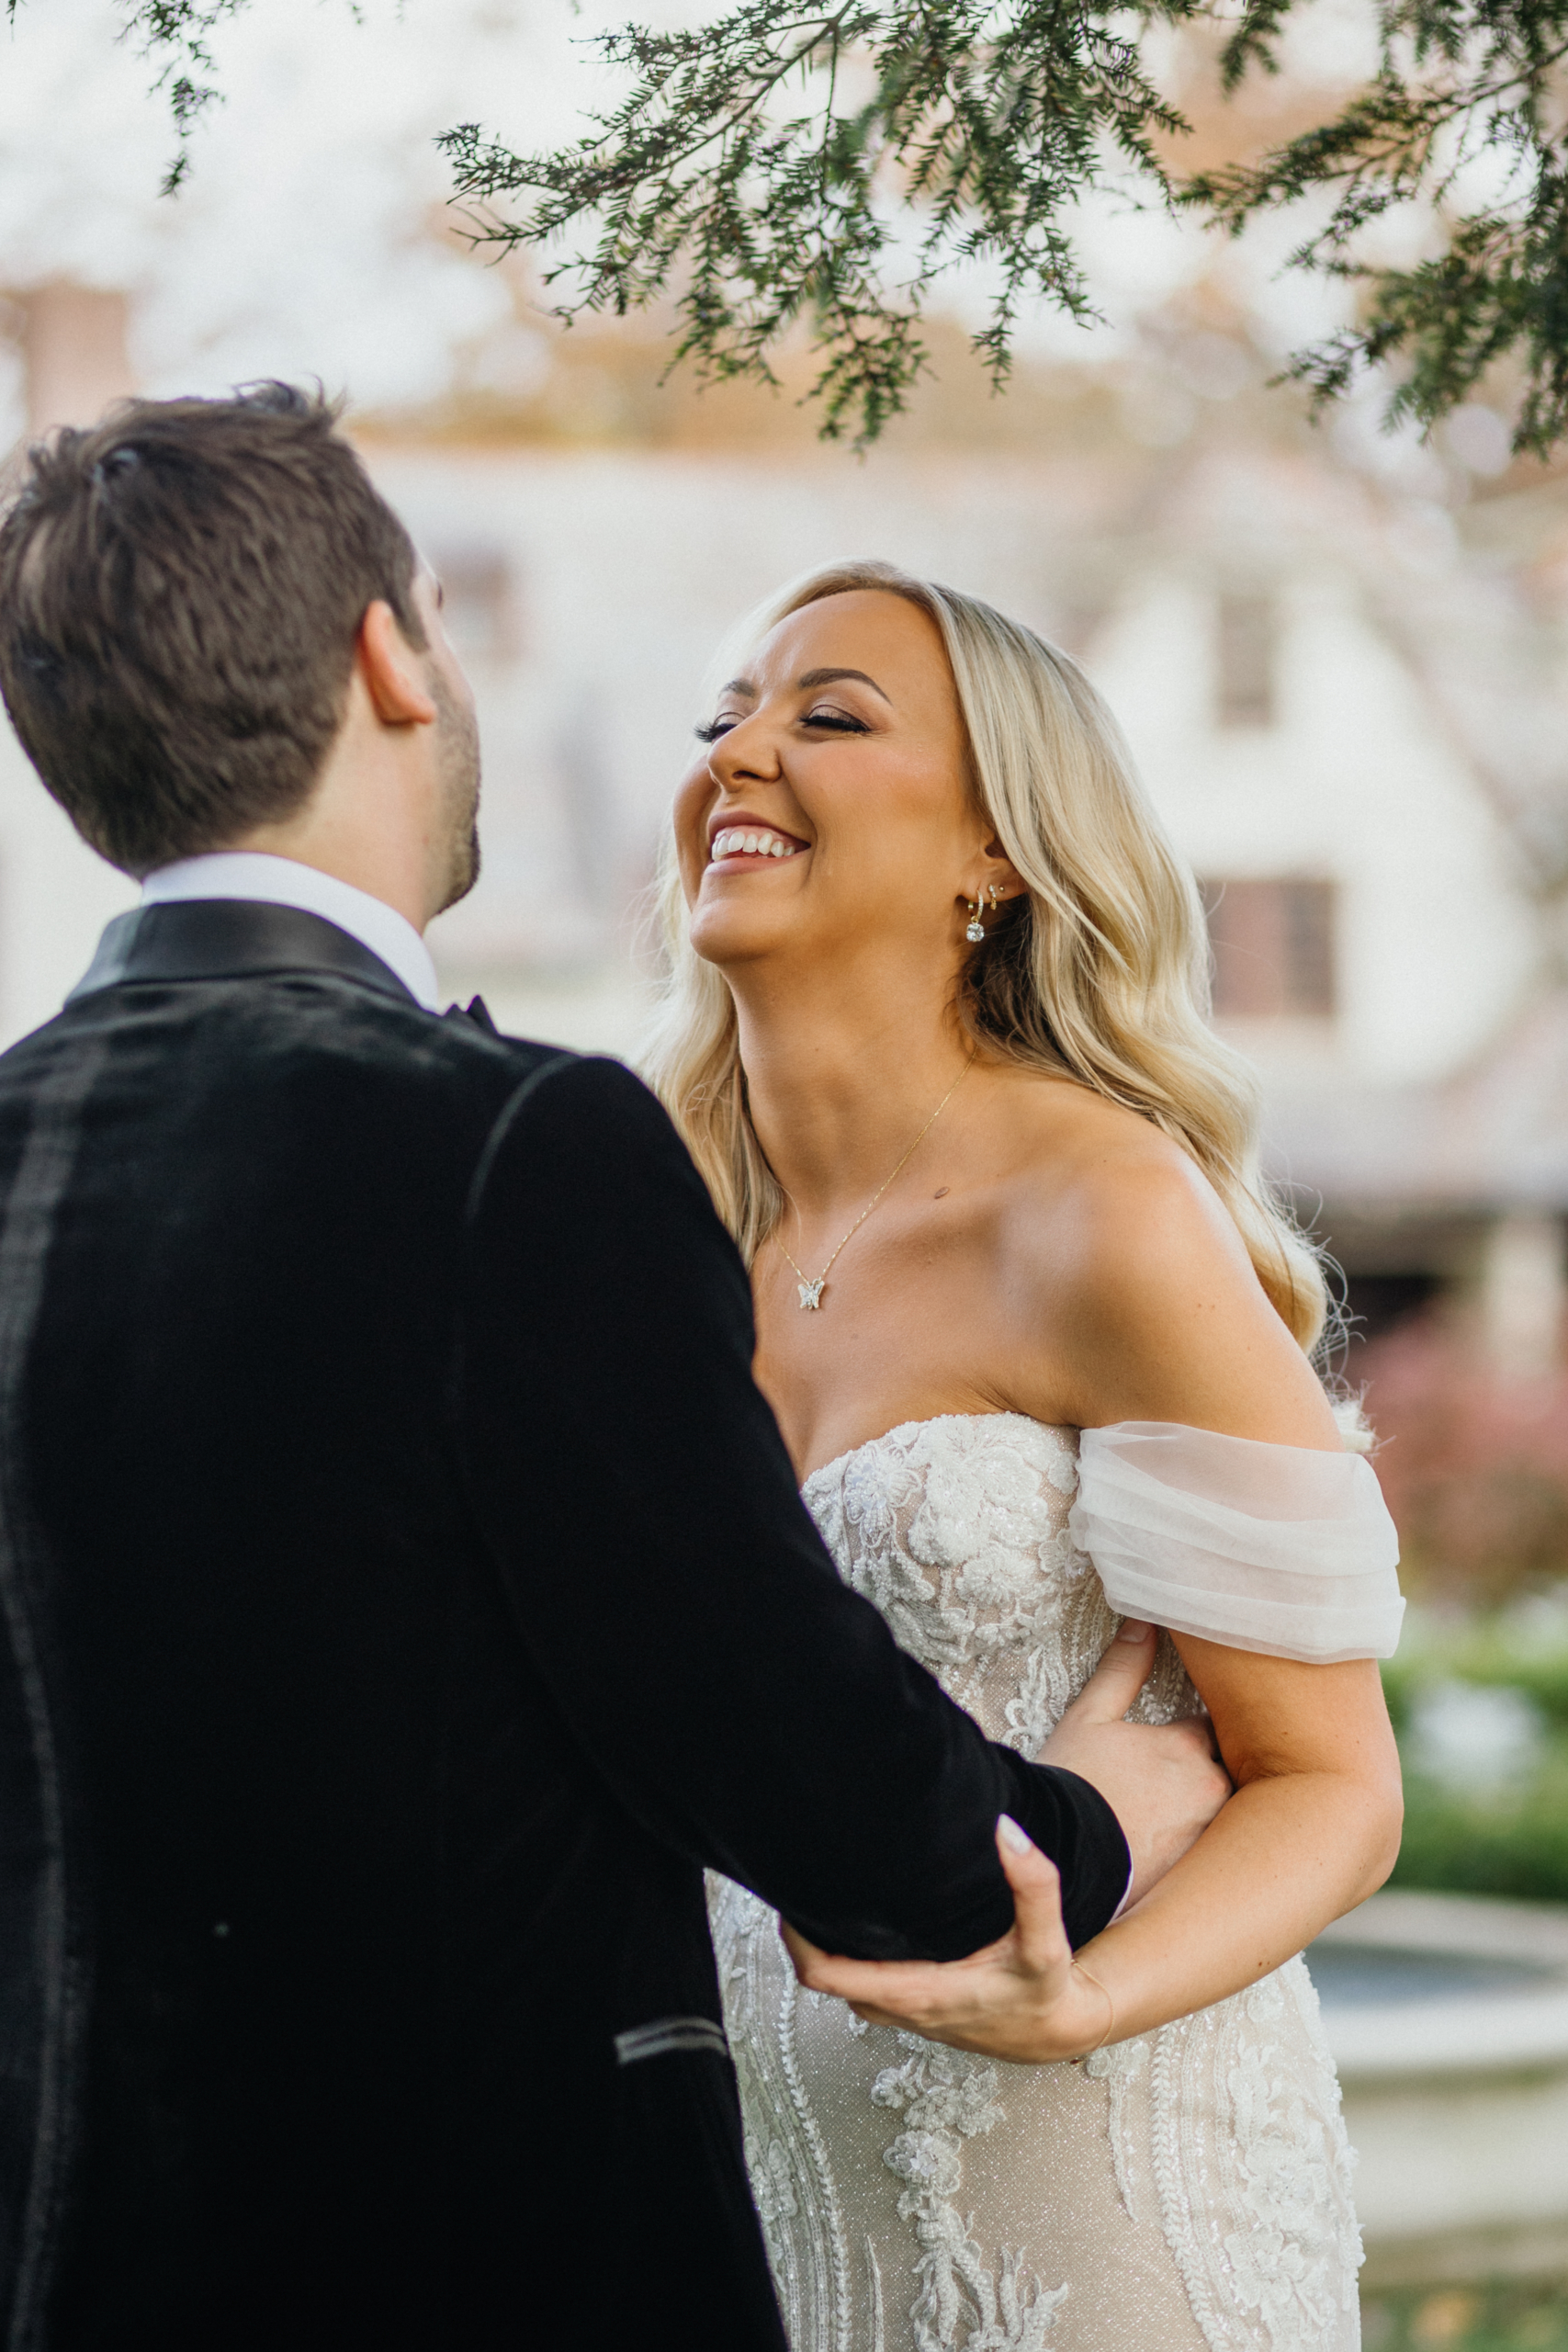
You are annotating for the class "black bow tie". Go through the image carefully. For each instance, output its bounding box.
[443,996,499,1035]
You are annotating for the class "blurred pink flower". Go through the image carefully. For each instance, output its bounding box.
[1356,1318,1568,1600]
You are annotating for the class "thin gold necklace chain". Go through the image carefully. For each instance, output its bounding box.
[774,1056,975,1311]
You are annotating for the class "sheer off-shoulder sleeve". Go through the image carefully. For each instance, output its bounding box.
[1067,1421,1404,1663]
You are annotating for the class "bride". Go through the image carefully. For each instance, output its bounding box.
[647,560,1405,2352]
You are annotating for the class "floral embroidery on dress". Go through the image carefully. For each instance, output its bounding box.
[1147,1962,1362,2351]
[1084,2035,1150,2222]
[709,1416,1363,2352]
[872,2041,1068,2350]
[710,1873,856,2352]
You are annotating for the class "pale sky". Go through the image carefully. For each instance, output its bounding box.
[0,0,1470,504]
[0,0,616,416]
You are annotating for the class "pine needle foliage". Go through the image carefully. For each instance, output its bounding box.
[1184,0,1568,458]
[43,0,248,191]
[438,0,1200,447]
[71,0,1568,455]
[438,0,1568,453]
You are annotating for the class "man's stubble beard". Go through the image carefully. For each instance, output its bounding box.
[432,668,482,916]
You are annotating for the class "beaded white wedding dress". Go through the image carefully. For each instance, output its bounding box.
[709,1413,1401,2352]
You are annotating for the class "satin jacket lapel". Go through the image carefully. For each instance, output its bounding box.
[442,997,499,1035]
[66,902,420,1009]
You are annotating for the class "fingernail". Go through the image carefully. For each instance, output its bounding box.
[1115,1619,1153,1643]
[998,1813,1035,1856]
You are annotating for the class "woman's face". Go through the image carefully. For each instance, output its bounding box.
[674,589,1006,980]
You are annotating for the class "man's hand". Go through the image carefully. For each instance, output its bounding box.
[1040,1620,1231,1905]
[780,1621,1235,2064]
[782,1817,1115,2063]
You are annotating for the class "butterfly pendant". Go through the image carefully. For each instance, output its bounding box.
[797,1279,825,1310]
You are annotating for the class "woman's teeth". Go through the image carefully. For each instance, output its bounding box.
[710,828,803,861]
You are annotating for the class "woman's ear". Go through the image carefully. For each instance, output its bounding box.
[963,841,1025,908]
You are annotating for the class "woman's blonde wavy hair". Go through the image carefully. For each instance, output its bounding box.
[642,559,1331,1357]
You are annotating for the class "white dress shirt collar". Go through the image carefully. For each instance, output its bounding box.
[141,854,440,1012]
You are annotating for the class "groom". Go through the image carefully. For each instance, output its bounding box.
[0,387,1225,2349]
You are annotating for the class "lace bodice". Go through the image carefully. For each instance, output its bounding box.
[710,1414,1362,2352]
[801,1413,1197,1749]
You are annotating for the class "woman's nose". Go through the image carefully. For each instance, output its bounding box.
[711,714,779,785]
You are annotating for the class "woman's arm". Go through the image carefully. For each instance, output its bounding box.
[1050,1142,1404,2027]
[1062,1643,1401,2041]
[784,1139,1404,2056]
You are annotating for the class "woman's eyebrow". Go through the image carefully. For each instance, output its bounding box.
[796,665,892,704]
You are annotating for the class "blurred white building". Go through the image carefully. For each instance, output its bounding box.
[0,0,1562,1375]
[367,424,1568,1366]
[4,407,1562,1372]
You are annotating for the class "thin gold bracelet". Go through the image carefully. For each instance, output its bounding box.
[1070,1962,1115,2062]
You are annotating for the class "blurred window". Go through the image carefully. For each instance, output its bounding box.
[433,549,515,666]
[1202,877,1337,1018]
[1215,591,1276,729]
[1341,1272,1441,1343]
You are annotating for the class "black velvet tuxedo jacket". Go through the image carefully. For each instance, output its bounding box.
[0,898,1128,2351]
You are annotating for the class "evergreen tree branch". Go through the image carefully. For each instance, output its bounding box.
[95,0,246,190]
[439,0,1198,447]
[78,0,1568,456]
[1181,9,1568,456]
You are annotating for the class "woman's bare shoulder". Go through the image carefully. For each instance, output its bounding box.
[984,1069,1334,1442]
[995,1078,1249,1295]
[984,1066,1226,1212]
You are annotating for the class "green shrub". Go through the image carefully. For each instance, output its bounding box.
[1382,1642,1568,1737]
[1362,2278,1568,2349]
[1390,1749,1568,1904]
[1381,1618,1568,1904]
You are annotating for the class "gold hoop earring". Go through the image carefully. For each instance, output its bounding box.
[965,886,1001,945]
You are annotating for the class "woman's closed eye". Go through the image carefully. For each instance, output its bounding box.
[694,704,871,743]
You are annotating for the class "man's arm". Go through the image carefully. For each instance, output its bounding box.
[453,1054,1131,1961]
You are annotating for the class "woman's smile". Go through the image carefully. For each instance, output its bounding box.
[676,590,986,962]
[707,813,810,868]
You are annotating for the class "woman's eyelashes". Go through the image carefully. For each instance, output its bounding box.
[693,706,870,743]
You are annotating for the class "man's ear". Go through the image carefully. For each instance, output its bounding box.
[357,599,438,728]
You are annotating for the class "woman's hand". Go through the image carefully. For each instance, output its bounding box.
[780,1624,1235,2059]
[1036,1618,1231,1905]
[781,1816,1117,2064]
[782,1638,1401,2064]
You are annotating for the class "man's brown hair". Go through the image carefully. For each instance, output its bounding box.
[0,381,425,875]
